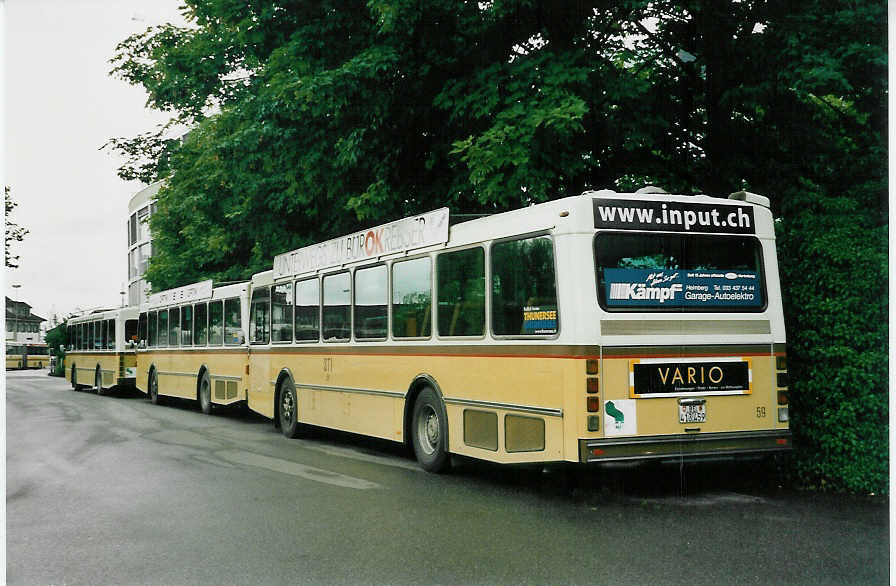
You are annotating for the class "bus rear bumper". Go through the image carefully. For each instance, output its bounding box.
[579,430,792,464]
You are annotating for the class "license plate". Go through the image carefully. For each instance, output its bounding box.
[679,403,706,424]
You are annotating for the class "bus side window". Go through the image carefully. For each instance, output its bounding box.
[392,256,432,339]
[158,310,169,346]
[100,320,108,350]
[224,298,242,345]
[138,312,147,347]
[322,272,351,341]
[272,283,293,343]
[209,301,224,345]
[295,278,320,342]
[108,318,116,349]
[124,319,136,347]
[250,287,270,344]
[437,247,485,337]
[148,311,158,347]
[169,307,180,348]
[491,236,558,336]
[181,305,193,346]
[194,303,208,346]
[355,265,387,340]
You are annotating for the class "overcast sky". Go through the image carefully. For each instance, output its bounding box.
[4,0,186,325]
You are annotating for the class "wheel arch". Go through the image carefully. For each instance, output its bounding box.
[147,364,157,389]
[195,364,210,401]
[273,367,296,428]
[403,373,446,450]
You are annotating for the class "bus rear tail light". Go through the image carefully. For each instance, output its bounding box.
[777,391,789,405]
[587,396,600,412]
[585,359,599,375]
[586,378,599,393]
[778,407,789,422]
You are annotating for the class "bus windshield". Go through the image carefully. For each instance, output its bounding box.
[595,233,765,311]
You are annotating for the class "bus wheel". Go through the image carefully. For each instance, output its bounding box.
[149,370,162,405]
[411,387,451,473]
[199,372,213,415]
[278,379,301,439]
[95,368,107,396]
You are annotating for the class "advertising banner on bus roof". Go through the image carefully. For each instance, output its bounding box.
[593,198,755,234]
[273,208,450,279]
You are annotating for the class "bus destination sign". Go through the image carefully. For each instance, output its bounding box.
[630,358,751,397]
[147,279,213,309]
[594,198,756,234]
[273,208,450,279]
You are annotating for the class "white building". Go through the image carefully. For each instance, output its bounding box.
[6,297,46,343]
[127,181,162,307]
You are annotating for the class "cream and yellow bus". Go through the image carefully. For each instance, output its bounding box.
[241,189,790,471]
[65,307,139,394]
[6,343,49,370]
[6,344,26,370]
[136,280,249,412]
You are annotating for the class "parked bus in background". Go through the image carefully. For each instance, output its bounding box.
[65,307,139,394]
[135,280,249,412]
[24,343,49,369]
[6,343,50,370]
[6,344,26,370]
[240,188,790,471]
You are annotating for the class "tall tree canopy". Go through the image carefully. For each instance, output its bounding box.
[5,186,29,269]
[109,0,887,492]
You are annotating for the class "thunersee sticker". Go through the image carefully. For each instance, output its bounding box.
[604,269,762,308]
[593,199,755,234]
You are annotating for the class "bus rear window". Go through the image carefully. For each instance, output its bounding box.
[595,233,765,311]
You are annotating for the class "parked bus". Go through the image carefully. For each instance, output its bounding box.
[236,188,789,471]
[65,307,139,394]
[135,188,790,472]
[6,343,49,370]
[7,344,24,369]
[135,280,249,412]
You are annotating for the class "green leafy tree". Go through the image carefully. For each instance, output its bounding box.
[45,321,67,356]
[5,186,28,269]
[109,0,886,492]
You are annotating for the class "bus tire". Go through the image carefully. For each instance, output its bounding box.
[149,370,163,405]
[278,379,301,439]
[411,387,451,473]
[95,367,107,396]
[199,372,213,415]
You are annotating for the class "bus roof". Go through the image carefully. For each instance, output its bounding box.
[68,306,139,324]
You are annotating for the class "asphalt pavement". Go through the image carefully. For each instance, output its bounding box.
[5,370,889,585]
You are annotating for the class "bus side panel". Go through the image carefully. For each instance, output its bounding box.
[248,348,274,418]
[135,351,150,394]
[206,350,248,406]
[97,354,118,387]
[263,350,569,463]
